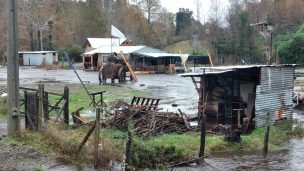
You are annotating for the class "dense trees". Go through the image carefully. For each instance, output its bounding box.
[276,24,304,64]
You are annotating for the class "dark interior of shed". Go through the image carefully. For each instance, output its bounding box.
[204,68,260,130]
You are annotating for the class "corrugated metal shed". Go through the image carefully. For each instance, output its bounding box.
[180,65,296,128]
[255,66,294,126]
[19,51,58,66]
[180,65,296,77]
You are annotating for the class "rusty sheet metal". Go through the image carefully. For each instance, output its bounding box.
[255,67,294,127]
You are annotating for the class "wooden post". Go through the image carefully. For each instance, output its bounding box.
[24,91,28,129]
[25,91,38,131]
[7,0,21,136]
[120,51,138,82]
[63,86,69,125]
[38,84,44,130]
[199,69,206,160]
[126,131,132,171]
[263,113,270,158]
[237,110,240,128]
[94,108,101,169]
[199,115,206,158]
[43,91,49,121]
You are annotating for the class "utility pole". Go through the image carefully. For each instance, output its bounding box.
[7,0,20,135]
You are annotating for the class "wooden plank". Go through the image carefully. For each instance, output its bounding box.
[120,51,138,82]
[72,115,90,124]
[145,99,150,106]
[78,122,96,153]
[55,100,67,122]
[94,108,101,168]
[131,96,137,105]
[191,77,200,94]
[135,97,141,105]
[141,98,146,105]
[43,92,49,121]
[125,131,132,170]
[38,84,44,130]
[25,91,38,131]
[178,109,191,130]
[63,86,69,125]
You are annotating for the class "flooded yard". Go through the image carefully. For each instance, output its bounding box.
[0,66,304,170]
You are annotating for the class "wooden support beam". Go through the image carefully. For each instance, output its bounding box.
[38,84,44,130]
[191,77,200,94]
[43,92,49,121]
[63,86,69,125]
[125,131,132,170]
[94,108,101,168]
[78,122,96,153]
[120,51,138,82]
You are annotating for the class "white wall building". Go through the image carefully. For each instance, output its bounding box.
[19,51,58,66]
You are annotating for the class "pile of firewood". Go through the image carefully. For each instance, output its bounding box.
[106,101,192,137]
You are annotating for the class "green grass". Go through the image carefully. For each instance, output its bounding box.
[4,120,304,169]
[47,83,149,113]
[0,97,7,117]
[130,120,304,168]
[2,83,304,169]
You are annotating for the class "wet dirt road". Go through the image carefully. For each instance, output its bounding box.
[0,66,304,170]
[0,66,199,115]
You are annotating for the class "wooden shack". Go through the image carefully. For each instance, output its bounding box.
[181,65,295,130]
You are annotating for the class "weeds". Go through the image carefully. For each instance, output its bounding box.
[0,97,7,117]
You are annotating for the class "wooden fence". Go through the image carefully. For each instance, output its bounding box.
[20,84,69,130]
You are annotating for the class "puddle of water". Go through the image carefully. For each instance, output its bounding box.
[1,67,304,170]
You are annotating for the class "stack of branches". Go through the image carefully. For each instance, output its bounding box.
[106,100,191,137]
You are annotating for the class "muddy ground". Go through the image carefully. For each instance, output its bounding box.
[0,66,304,170]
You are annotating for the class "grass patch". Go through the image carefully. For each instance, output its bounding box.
[3,123,126,168]
[130,120,304,168]
[46,83,149,114]
[0,97,7,117]
[5,120,304,169]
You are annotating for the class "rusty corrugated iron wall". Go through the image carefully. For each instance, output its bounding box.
[255,66,294,127]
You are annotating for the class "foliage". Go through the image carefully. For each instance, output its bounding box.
[210,8,263,64]
[131,133,197,169]
[0,97,7,117]
[66,44,83,62]
[175,8,193,35]
[191,49,208,56]
[276,24,304,64]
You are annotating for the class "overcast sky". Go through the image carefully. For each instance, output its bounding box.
[160,0,230,23]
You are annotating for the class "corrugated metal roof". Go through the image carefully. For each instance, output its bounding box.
[19,51,57,54]
[84,45,183,58]
[132,46,183,58]
[180,70,232,76]
[87,38,126,48]
[83,46,145,55]
[133,52,181,58]
[180,65,296,77]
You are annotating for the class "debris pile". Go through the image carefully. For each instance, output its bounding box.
[294,92,304,105]
[106,100,192,137]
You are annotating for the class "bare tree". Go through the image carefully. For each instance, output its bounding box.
[18,0,55,51]
[134,0,161,25]
[194,0,202,23]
